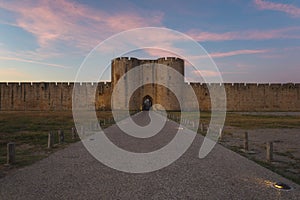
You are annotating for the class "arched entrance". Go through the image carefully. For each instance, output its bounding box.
[142,95,153,111]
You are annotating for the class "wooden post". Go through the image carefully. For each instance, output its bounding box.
[90,122,93,130]
[58,130,64,144]
[200,123,204,132]
[219,128,223,141]
[71,127,77,139]
[7,142,15,165]
[48,131,54,148]
[81,125,84,136]
[244,132,249,151]
[266,142,273,162]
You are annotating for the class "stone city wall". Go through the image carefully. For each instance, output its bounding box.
[0,82,299,111]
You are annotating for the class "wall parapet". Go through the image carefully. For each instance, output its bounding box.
[0,82,299,111]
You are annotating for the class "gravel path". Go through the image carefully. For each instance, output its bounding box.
[0,112,299,199]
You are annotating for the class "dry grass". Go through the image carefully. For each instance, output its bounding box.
[167,111,300,129]
[0,111,115,175]
[1,111,300,183]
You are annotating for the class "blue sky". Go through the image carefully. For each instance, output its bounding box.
[0,0,299,82]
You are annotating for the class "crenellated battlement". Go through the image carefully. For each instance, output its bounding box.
[1,57,300,111]
[0,82,112,111]
[0,81,299,111]
[113,57,183,62]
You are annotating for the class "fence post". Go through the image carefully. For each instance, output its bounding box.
[7,142,15,165]
[48,131,54,148]
[71,127,77,139]
[81,125,84,136]
[219,128,223,141]
[58,130,64,144]
[200,123,204,132]
[90,122,93,130]
[266,142,273,162]
[244,132,249,151]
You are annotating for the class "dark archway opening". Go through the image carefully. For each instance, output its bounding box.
[142,95,153,111]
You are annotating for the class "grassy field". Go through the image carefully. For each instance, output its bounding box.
[0,111,115,175]
[168,111,300,184]
[0,111,299,182]
[167,111,300,129]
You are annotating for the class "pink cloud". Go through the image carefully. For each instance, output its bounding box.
[185,49,269,61]
[141,48,180,58]
[0,68,33,81]
[209,49,269,58]
[0,56,71,68]
[0,0,163,51]
[188,27,300,42]
[193,70,219,77]
[254,0,300,17]
[139,48,267,61]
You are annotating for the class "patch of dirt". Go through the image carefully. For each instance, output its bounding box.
[18,143,34,151]
[221,127,300,182]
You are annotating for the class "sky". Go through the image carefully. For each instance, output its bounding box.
[0,0,300,83]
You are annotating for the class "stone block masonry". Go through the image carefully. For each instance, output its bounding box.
[1,82,299,111]
[0,57,299,111]
[190,82,300,111]
[0,82,111,111]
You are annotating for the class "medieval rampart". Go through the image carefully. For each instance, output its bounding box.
[0,82,299,111]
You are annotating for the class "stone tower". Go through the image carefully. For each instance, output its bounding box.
[111,57,184,111]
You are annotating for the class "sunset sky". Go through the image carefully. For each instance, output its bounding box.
[0,0,300,82]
